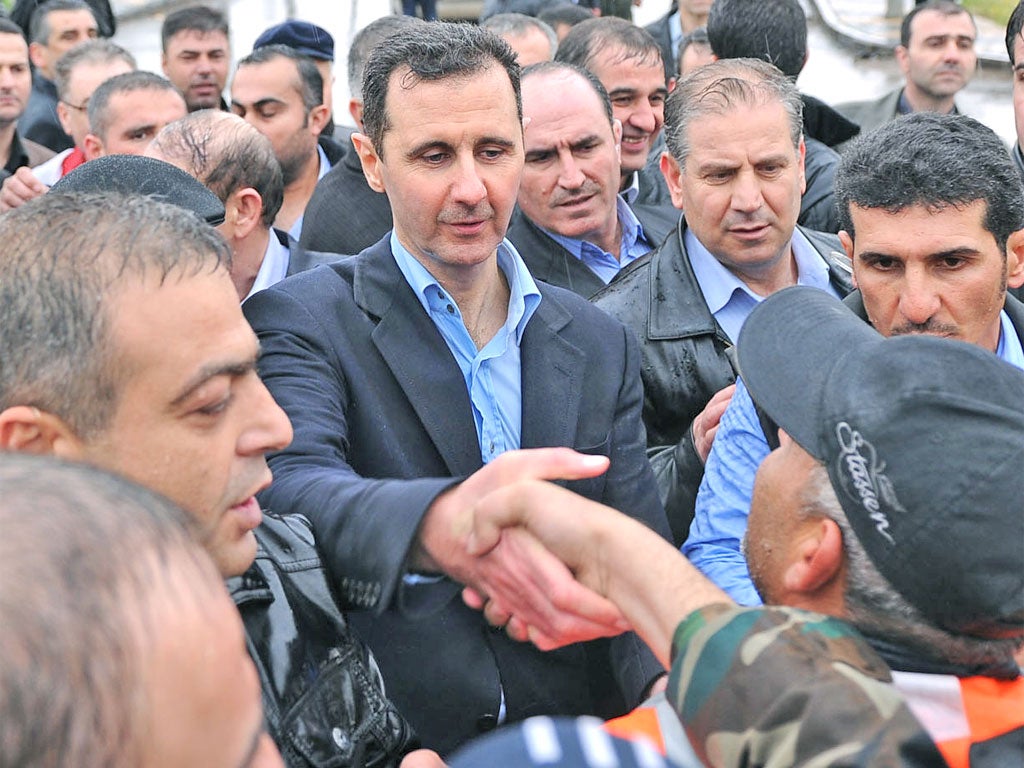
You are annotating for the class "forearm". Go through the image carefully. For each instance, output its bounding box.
[594,513,731,667]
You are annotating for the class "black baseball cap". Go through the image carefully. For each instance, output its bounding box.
[253,20,334,61]
[737,286,1024,641]
[51,155,225,226]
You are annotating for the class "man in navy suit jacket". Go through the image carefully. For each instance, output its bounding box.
[244,22,670,757]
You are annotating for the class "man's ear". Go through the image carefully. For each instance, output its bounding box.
[783,518,845,596]
[28,41,47,71]
[225,186,264,240]
[348,98,364,132]
[160,52,170,77]
[56,101,74,136]
[894,45,911,76]
[0,406,85,458]
[839,230,858,288]
[660,151,685,212]
[82,132,104,161]
[1005,229,1024,290]
[308,103,330,137]
[351,132,385,193]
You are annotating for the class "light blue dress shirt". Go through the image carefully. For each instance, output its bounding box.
[391,232,542,464]
[686,227,841,343]
[544,197,652,285]
[686,310,1024,606]
[243,231,291,302]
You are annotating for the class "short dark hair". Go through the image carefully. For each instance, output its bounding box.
[347,15,425,100]
[836,112,1024,252]
[28,0,93,46]
[0,18,25,37]
[361,22,521,160]
[900,0,974,48]
[0,192,231,438]
[87,70,181,140]
[236,44,323,114]
[538,2,593,30]
[160,4,228,52]
[522,60,613,126]
[555,16,663,74]
[1006,1,1024,64]
[707,0,807,79]
[0,453,218,767]
[150,110,284,227]
[54,38,136,101]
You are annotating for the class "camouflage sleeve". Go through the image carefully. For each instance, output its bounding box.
[666,604,948,767]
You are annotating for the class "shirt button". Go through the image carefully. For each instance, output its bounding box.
[446,303,455,313]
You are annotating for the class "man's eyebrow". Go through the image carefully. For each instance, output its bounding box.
[169,355,259,409]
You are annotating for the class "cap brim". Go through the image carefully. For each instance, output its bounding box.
[52,155,226,226]
[737,287,880,460]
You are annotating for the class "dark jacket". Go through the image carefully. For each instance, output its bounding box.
[244,238,669,754]
[301,139,393,256]
[592,219,855,544]
[20,73,72,153]
[231,513,416,767]
[0,129,53,181]
[506,202,679,298]
[801,137,840,233]
[644,10,677,87]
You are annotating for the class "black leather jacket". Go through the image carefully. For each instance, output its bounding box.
[230,514,416,767]
[592,219,855,544]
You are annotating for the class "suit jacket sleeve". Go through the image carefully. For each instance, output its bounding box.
[244,281,455,613]
[598,323,673,702]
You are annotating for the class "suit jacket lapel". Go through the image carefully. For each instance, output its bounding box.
[520,290,584,450]
[354,245,482,477]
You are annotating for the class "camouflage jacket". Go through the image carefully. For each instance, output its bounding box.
[667,605,948,767]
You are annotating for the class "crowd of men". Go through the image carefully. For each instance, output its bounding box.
[0,1,1022,767]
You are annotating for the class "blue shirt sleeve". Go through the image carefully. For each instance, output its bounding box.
[682,378,769,606]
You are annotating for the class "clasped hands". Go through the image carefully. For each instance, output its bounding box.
[414,447,629,650]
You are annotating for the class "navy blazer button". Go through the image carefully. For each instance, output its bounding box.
[475,714,497,732]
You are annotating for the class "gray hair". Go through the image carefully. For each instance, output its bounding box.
[664,57,803,166]
[54,38,136,101]
[0,192,231,438]
[0,453,219,767]
[801,465,1021,669]
[482,13,558,59]
[28,0,94,46]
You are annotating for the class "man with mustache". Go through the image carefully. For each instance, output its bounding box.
[835,0,976,145]
[592,58,854,544]
[687,112,1024,605]
[244,22,671,755]
[506,61,677,298]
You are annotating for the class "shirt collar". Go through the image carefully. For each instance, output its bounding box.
[996,309,1024,369]
[686,227,832,314]
[244,231,291,301]
[620,171,640,205]
[390,232,542,345]
[543,195,647,261]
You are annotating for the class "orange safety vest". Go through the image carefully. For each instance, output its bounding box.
[893,672,1024,768]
